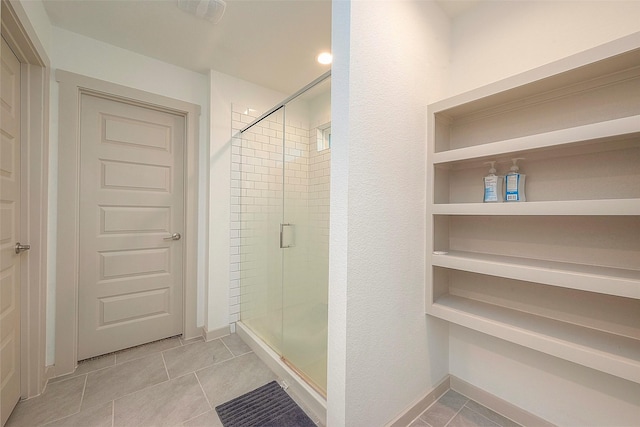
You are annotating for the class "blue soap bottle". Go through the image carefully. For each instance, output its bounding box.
[505,158,526,202]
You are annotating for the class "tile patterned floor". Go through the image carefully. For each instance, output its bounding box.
[7,334,519,427]
[409,390,522,427]
[5,334,322,427]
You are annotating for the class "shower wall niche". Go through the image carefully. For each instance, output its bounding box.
[230,77,331,394]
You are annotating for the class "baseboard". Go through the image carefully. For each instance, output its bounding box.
[386,375,554,427]
[202,325,231,341]
[28,365,57,397]
[43,365,55,391]
[450,376,555,427]
[386,375,450,427]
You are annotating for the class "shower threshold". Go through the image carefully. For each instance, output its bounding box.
[281,356,327,399]
[236,321,327,425]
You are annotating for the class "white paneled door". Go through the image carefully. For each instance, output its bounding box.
[78,93,185,360]
[0,37,22,427]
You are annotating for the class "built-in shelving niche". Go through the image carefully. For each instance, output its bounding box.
[426,35,640,385]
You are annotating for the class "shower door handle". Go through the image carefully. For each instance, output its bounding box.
[280,223,295,249]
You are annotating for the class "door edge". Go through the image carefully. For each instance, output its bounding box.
[2,0,51,400]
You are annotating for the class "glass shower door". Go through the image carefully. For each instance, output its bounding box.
[238,107,285,356]
[238,74,330,396]
[281,80,330,395]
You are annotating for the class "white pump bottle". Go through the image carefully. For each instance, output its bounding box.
[483,161,503,203]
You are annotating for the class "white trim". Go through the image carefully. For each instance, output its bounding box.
[202,325,230,342]
[386,376,450,427]
[1,0,51,399]
[450,376,555,427]
[54,70,201,376]
[385,374,554,427]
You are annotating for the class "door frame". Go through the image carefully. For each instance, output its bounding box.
[1,0,50,399]
[55,70,201,376]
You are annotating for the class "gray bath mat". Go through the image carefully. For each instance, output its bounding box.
[215,381,316,427]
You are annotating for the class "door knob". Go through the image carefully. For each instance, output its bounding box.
[15,242,31,254]
[163,233,181,241]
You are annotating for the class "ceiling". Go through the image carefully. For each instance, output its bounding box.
[42,0,478,95]
[437,0,480,18]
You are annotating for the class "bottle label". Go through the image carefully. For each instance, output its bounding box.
[484,176,498,202]
[505,174,519,201]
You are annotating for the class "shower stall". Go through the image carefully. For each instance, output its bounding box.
[231,72,331,401]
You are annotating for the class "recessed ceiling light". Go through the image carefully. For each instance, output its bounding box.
[317,52,333,65]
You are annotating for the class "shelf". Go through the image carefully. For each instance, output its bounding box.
[431,199,640,215]
[428,38,640,117]
[429,294,640,384]
[432,116,640,165]
[431,251,640,300]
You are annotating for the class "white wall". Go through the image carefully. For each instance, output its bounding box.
[328,1,451,424]
[208,70,284,334]
[448,0,640,97]
[45,26,210,364]
[14,0,52,56]
[51,27,209,105]
[450,326,640,426]
[446,2,640,425]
